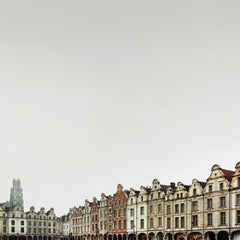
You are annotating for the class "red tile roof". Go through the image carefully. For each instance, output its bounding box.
[222,169,235,181]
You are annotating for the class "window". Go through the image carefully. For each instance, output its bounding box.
[150,218,154,228]
[140,219,144,229]
[21,227,24,233]
[237,195,240,205]
[12,227,15,233]
[114,221,117,230]
[141,196,143,202]
[207,213,212,226]
[158,192,161,199]
[220,197,226,207]
[237,211,240,224]
[167,205,171,214]
[158,217,162,227]
[131,198,133,204]
[192,215,198,227]
[220,183,224,191]
[124,220,127,229]
[238,177,240,187]
[21,221,24,225]
[193,189,197,196]
[207,199,212,209]
[209,185,213,192]
[11,220,15,225]
[180,193,183,198]
[220,212,226,225]
[181,217,185,228]
[3,220,6,225]
[130,209,134,217]
[3,227,6,233]
[150,205,153,214]
[12,214,15,218]
[140,207,144,215]
[123,208,126,216]
[100,222,103,230]
[175,204,179,214]
[180,203,185,213]
[167,218,171,229]
[118,220,122,229]
[130,220,134,229]
[109,225,112,231]
[175,217,179,228]
[118,209,121,217]
[114,210,116,217]
[192,201,198,211]
[158,204,162,212]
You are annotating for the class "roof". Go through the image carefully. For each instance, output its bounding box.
[222,169,235,182]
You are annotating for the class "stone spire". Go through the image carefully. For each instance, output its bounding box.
[10,178,24,210]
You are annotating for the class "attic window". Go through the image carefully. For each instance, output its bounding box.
[215,173,217,176]
[193,189,197,196]
[155,186,157,189]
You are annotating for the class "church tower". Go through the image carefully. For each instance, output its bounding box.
[10,178,24,210]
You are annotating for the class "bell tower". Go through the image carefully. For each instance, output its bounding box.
[10,178,24,210]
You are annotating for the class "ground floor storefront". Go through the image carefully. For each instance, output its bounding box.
[70,230,240,240]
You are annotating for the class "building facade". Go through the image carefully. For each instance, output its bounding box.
[0,179,58,240]
[70,162,240,240]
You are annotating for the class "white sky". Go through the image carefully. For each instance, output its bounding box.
[0,0,240,217]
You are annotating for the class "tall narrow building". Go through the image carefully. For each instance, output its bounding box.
[10,178,24,210]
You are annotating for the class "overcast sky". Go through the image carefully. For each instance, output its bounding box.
[0,0,240,217]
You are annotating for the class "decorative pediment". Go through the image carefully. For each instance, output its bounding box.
[204,164,233,193]
[188,179,204,197]
[165,188,174,200]
[152,179,161,190]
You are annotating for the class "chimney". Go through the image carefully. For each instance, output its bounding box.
[170,182,175,189]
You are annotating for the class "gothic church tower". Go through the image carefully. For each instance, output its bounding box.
[10,178,24,210]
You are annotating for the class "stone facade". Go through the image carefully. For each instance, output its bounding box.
[0,179,58,240]
[70,162,240,240]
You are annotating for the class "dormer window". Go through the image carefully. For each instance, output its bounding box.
[177,194,179,199]
[180,193,183,198]
[238,177,240,187]
[131,198,133,204]
[209,185,213,193]
[141,196,143,202]
[158,192,161,199]
[220,183,224,191]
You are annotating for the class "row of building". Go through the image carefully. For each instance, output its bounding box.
[0,179,58,240]
[60,163,240,240]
